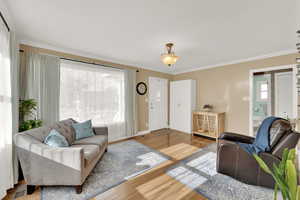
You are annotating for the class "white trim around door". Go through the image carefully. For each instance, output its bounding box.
[249,64,297,136]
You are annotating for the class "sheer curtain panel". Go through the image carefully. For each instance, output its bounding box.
[22,52,60,125]
[60,60,137,141]
[124,69,138,137]
[0,19,13,199]
[10,31,20,184]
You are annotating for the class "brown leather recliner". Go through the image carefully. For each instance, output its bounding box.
[217,119,300,188]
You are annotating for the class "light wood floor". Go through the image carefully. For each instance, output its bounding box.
[3,129,215,200]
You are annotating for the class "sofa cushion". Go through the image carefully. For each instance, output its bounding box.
[24,118,77,144]
[72,120,95,140]
[44,129,69,147]
[71,144,99,166]
[73,135,107,149]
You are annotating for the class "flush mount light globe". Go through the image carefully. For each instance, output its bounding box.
[161,43,179,66]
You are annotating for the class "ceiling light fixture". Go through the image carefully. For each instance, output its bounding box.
[161,43,179,67]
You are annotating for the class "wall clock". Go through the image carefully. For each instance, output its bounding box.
[136,82,147,95]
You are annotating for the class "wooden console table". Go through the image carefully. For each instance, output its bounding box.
[192,111,225,139]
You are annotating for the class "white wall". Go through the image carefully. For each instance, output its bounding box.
[0,0,16,31]
[297,0,300,29]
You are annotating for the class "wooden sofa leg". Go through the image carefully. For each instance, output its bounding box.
[75,185,82,194]
[105,148,108,152]
[27,185,35,195]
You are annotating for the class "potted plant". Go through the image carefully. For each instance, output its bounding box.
[19,99,42,132]
[254,148,300,200]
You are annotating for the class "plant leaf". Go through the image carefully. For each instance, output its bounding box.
[253,154,273,174]
[280,148,289,173]
[286,160,297,200]
[274,163,284,178]
[296,185,300,200]
[288,149,296,163]
[273,166,290,200]
[274,183,278,200]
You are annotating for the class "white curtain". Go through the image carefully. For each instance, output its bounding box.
[60,60,137,141]
[125,69,138,137]
[10,31,19,184]
[0,19,13,199]
[22,52,60,125]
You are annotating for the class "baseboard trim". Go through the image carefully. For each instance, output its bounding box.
[136,130,150,136]
[108,130,151,144]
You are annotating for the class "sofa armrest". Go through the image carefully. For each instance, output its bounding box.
[219,132,255,144]
[93,126,108,136]
[15,133,84,171]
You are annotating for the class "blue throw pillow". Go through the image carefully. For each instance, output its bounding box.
[44,129,69,147]
[72,120,95,140]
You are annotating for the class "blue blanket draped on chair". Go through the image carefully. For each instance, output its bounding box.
[238,116,281,154]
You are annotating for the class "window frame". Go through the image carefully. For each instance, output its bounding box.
[59,60,126,126]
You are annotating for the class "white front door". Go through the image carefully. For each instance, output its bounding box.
[148,77,168,131]
[275,72,293,119]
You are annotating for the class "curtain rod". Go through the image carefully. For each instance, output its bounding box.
[19,49,139,72]
[0,11,10,32]
[60,57,124,70]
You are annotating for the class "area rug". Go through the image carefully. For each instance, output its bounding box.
[41,140,170,200]
[166,143,276,200]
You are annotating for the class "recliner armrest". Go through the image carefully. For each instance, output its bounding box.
[258,152,281,164]
[219,132,254,144]
[93,126,108,136]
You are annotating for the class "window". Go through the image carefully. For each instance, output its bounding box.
[258,81,268,101]
[60,60,126,141]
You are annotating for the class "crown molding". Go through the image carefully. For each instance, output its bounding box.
[172,49,298,75]
[19,39,297,76]
[19,39,172,74]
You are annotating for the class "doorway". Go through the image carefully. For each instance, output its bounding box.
[148,77,168,131]
[249,65,297,136]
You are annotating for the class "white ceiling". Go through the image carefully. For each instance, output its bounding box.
[5,0,297,74]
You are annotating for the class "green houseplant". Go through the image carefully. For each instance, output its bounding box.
[254,148,300,200]
[19,99,42,132]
